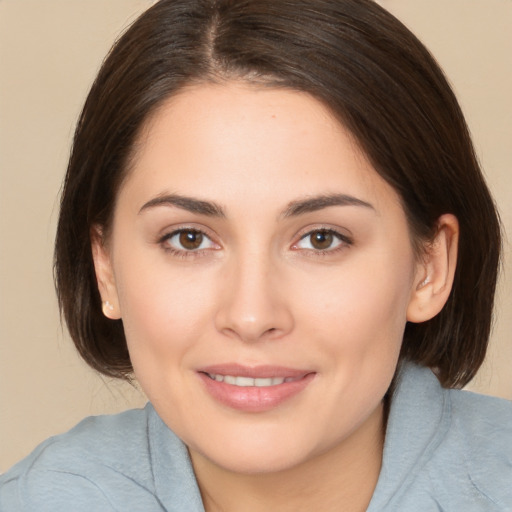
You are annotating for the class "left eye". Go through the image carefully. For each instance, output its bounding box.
[163,229,216,251]
[295,229,348,251]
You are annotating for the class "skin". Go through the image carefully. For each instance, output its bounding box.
[93,83,458,512]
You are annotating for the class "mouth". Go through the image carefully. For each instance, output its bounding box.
[197,365,315,412]
[203,373,301,387]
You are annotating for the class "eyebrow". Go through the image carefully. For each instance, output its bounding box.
[281,194,375,218]
[139,194,226,217]
[138,192,374,219]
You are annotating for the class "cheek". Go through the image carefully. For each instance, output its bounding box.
[298,250,415,358]
[113,254,217,365]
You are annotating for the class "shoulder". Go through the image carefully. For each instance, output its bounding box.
[0,405,164,511]
[442,387,512,502]
[372,364,512,511]
[419,384,512,509]
[448,384,512,436]
[3,406,153,476]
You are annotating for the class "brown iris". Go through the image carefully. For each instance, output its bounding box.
[310,230,334,250]
[179,230,203,250]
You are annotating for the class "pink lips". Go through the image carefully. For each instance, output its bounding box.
[198,364,315,412]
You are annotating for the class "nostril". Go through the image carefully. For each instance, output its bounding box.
[214,292,295,342]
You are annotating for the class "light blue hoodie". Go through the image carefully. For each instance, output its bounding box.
[1,364,511,511]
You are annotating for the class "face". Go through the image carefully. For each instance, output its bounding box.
[95,83,425,474]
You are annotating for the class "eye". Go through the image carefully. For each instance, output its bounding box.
[294,229,351,252]
[161,229,217,252]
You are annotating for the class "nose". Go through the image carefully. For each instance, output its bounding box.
[214,250,294,343]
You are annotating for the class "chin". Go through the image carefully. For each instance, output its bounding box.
[203,448,309,475]
[190,427,325,475]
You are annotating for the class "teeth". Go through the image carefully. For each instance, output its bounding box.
[256,378,274,386]
[224,375,237,385]
[207,374,293,387]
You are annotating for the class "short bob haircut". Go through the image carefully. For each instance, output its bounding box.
[55,0,501,388]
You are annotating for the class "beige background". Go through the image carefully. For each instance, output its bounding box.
[0,0,511,472]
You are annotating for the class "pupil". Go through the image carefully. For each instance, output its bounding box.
[311,231,333,250]
[179,231,202,250]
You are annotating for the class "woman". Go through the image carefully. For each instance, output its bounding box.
[1,0,509,510]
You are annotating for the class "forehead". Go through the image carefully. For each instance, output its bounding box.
[121,82,402,216]
[136,82,350,167]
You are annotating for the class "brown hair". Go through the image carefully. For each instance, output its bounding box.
[55,0,501,387]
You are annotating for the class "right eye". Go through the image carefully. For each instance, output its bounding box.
[161,229,217,252]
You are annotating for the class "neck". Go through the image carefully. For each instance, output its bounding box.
[190,403,385,512]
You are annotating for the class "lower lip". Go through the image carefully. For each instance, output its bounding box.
[198,372,315,412]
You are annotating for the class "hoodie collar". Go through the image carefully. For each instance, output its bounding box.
[367,363,451,510]
[148,406,205,512]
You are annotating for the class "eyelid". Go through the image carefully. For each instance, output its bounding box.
[291,226,353,252]
[157,225,221,255]
[156,222,218,242]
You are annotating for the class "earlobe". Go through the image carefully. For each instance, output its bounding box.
[407,214,459,323]
[90,225,121,320]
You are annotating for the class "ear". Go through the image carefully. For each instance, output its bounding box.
[90,225,121,320]
[407,214,459,323]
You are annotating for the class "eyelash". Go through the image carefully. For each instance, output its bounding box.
[158,228,219,259]
[293,228,353,255]
[157,227,353,259]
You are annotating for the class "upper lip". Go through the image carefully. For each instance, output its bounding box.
[198,364,313,379]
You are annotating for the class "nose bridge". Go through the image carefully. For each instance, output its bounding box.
[215,243,293,342]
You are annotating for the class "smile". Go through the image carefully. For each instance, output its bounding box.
[198,366,316,412]
[206,374,298,387]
